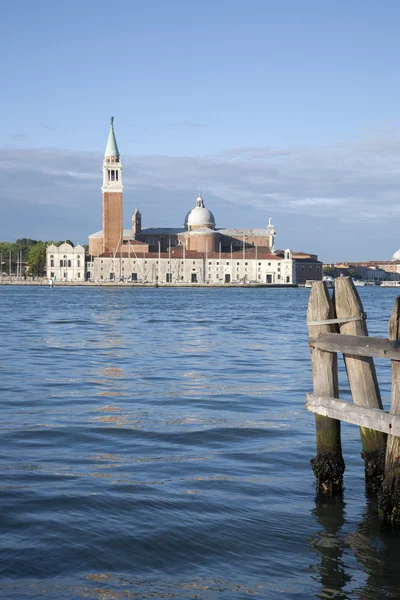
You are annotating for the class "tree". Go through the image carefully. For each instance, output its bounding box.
[348,268,357,280]
[323,266,336,277]
[27,242,47,277]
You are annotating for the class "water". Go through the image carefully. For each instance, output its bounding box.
[1,286,400,599]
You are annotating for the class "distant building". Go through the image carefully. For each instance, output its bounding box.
[85,118,297,285]
[46,243,85,281]
[47,118,325,285]
[326,261,400,282]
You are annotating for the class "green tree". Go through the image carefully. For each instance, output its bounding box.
[323,266,335,277]
[27,242,47,277]
[348,268,357,279]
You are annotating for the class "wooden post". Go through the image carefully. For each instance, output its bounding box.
[307,281,344,494]
[334,277,386,492]
[380,296,400,524]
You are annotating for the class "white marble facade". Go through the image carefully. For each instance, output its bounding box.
[46,243,86,282]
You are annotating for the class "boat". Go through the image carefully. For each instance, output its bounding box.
[353,280,366,287]
[305,276,334,289]
[322,276,334,289]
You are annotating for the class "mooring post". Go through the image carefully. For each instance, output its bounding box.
[334,277,387,492]
[307,281,345,494]
[379,296,400,524]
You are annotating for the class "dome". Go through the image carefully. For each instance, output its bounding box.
[184,195,216,230]
[393,249,400,261]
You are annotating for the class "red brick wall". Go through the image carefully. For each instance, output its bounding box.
[296,261,322,284]
[103,192,123,253]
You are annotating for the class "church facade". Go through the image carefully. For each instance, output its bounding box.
[84,118,296,285]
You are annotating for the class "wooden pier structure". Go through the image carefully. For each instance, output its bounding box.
[306,277,400,525]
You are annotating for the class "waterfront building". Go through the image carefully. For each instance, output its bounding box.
[325,261,400,282]
[84,118,296,284]
[46,243,85,281]
[47,118,327,285]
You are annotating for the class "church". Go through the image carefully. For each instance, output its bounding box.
[84,118,296,285]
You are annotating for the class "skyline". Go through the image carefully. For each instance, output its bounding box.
[2,0,400,261]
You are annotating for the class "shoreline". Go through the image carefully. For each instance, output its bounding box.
[0,280,299,289]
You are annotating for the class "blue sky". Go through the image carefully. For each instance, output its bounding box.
[2,0,400,260]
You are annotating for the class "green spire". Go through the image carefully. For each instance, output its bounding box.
[105,116,120,157]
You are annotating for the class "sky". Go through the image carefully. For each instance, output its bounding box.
[1,0,400,261]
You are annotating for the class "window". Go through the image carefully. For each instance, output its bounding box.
[258,262,261,266]
[237,262,240,265]
[50,260,54,267]
[258,274,261,280]
[77,260,80,267]
[193,261,196,265]
[68,260,71,267]
[59,260,63,267]
[237,274,240,279]
[101,275,103,280]
[217,262,219,265]
[226,262,229,265]
[278,267,280,272]
[50,272,54,278]
[309,266,312,272]
[268,262,271,266]
[278,274,281,279]
[245,262,248,266]
[78,273,81,278]
[77,255,80,259]
[64,272,67,279]
[116,171,119,181]
[209,262,212,265]
[166,273,172,282]
[50,255,54,258]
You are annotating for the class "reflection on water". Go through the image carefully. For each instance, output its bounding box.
[1,287,400,599]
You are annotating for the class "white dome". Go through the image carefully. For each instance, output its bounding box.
[187,206,215,227]
[184,195,216,229]
[393,249,400,260]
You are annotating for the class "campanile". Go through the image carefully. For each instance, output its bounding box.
[102,117,123,253]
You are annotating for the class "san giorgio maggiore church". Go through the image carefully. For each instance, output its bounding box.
[47,119,319,285]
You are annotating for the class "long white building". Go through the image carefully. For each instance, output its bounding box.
[86,247,295,284]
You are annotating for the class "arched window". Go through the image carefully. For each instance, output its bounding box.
[50,260,54,267]
[68,260,71,267]
[59,260,63,267]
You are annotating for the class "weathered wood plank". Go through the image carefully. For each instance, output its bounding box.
[306,393,400,436]
[334,277,386,492]
[381,296,400,524]
[309,332,400,361]
[307,280,344,494]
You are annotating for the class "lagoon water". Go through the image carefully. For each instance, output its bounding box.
[1,286,400,599]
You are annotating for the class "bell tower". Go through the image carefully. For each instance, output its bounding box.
[132,206,142,239]
[102,117,123,253]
